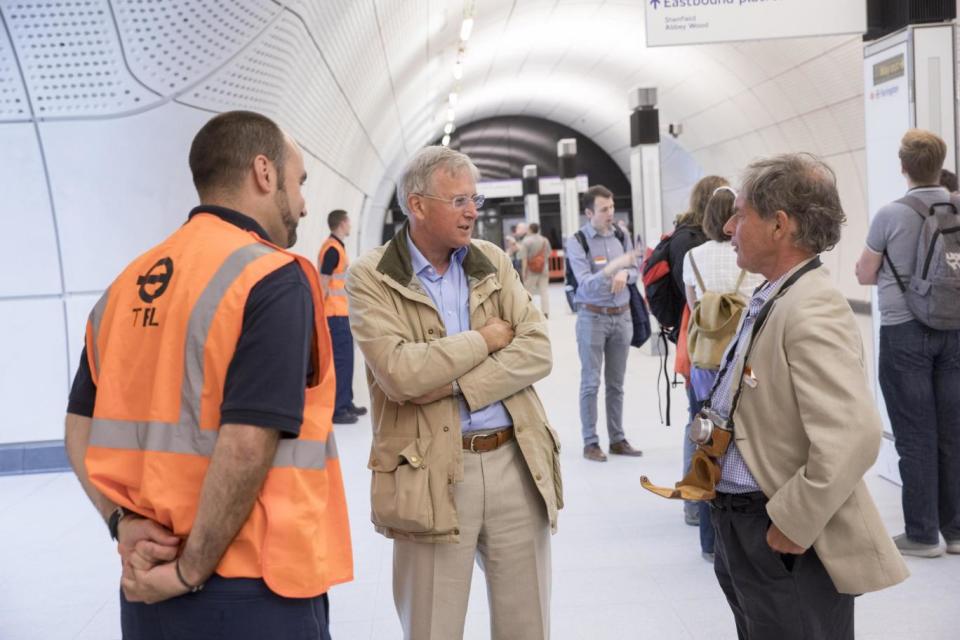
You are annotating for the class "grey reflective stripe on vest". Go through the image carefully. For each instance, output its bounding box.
[90,418,338,470]
[88,288,111,375]
[328,290,348,297]
[90,242,338,471]
[180,243,274,430]
[331,273,347,281]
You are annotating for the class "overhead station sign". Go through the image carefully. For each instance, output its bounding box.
[644,0,866,47]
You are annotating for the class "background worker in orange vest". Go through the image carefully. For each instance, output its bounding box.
[319,210,366,424]
[64,110,352,640]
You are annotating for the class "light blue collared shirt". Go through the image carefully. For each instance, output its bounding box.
[565,223,638,308]
[406,236,513,433]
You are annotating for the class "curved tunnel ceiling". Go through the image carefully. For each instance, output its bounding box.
[0,2,864,200]
[439,115,630,194]
[0,0,909,444]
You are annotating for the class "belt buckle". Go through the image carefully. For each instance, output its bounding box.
[469,433,484,453]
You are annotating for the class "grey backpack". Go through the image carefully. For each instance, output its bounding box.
[886,195,960,330]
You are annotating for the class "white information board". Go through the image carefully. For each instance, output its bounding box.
[644,0,866,47]
[863,34,911,484]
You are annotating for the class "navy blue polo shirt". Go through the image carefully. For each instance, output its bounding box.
[319,235,344,275]
[67,206,314,436]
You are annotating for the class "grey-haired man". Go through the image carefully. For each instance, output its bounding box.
[347,146,562,639]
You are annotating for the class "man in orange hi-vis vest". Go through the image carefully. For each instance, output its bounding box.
[318,210,366,424]
[64,111,353,640]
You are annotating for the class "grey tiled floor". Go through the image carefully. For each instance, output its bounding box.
[2,286,957,639]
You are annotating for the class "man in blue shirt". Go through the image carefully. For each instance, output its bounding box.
[566,185,644,462]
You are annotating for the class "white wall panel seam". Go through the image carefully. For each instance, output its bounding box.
[282,5,386,170]
[371,0,410,157]
[0,11,73,393]
[685,96,863,155]
[667,36,859,125]
[159,94,371,197]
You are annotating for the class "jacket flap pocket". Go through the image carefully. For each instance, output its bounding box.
[368,438,431,472]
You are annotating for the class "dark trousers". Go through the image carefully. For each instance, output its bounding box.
[327,316,354,415]
[120,576,331,640]
[879,320,960,544]
[711,492,854,640]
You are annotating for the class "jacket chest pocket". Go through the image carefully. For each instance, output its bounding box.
[471,281,503,325]
[368,437,435,533]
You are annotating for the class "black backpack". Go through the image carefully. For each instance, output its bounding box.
[565,228,651,348]
[641,232,686,343]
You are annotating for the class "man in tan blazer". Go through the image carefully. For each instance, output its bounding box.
[702,153,908,639]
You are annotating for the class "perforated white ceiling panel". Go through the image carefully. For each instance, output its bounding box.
[0,17,29,119]
[112,0,281,95]
[288,0,406,161]
[2,1,158,117]
[179,10,380,182]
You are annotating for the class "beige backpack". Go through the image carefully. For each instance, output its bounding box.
[687,254,747,370]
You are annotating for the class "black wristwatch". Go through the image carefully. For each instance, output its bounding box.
[107,506,131,541]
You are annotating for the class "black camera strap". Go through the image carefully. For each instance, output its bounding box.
[703,257,822,429]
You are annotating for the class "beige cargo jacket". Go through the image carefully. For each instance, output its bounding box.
[346,224,563,543]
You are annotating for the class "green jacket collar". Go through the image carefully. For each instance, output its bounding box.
[376,222,498,286]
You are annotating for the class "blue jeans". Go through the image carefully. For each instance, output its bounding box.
[576,310,631,446]
[121,576,331,640]
[686,381,716,554]
[879,320,960,544]
[328,316,354,415]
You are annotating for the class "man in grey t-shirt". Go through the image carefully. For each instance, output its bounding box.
[862,185,948,325]
[856,128,960,559]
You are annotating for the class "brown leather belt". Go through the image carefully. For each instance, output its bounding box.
[581,303,629,315]
[462,427,515,453]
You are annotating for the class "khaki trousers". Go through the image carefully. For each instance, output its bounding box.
[393,438,551,640]
[523,271,550,316]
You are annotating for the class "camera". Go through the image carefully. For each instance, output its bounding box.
[690,408,730,445]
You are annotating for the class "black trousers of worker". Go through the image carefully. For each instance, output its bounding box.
[121,576,330,640]
[328,315,354,415]
[711,491,854,640]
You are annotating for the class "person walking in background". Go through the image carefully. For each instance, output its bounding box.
[521,222,552,318]
[319,209,367,424]
[681,185,763,561]
[64,111,353,639]
[507,221,528,272]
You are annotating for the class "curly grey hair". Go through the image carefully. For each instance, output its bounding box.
[397,146,480,217]
[740,153,846,254]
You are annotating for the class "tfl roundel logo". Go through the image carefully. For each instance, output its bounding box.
[137,258,174,303]
[650,0,661,8]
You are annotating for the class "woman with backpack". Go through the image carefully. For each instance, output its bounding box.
[656,176,724,528]
[681,185,764,560]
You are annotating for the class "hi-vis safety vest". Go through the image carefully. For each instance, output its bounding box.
[84,213,353,598]
[319,236,349,317]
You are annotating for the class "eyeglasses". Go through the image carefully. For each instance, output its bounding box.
[415,193,485,210]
